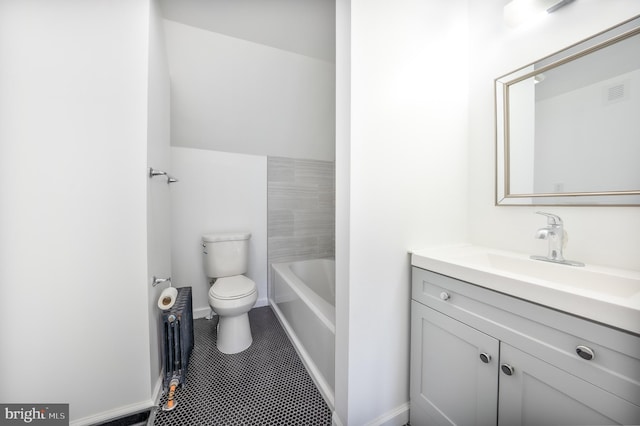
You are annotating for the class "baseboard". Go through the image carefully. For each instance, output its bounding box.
[151,375,163,406]
[146,376,164,426]
[364,402,410,426]
[68,376,163,426]
[70,399,155,426]
[193,306,211,319]
[331,403,409,426]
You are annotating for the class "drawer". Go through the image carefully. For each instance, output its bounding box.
[412,266,640,406]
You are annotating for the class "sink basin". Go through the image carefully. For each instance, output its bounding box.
[410,244,640,334]
[459,252,640,298]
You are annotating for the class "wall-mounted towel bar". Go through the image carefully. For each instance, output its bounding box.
[149,167,179,184]
[152,276,172,287]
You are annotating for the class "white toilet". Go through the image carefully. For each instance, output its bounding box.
[202,232,258,354]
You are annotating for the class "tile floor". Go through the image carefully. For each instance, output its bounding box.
[151,306,332,425]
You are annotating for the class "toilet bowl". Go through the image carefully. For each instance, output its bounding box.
[202,232,257,354]
[208,275,258,354]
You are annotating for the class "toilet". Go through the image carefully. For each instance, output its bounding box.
[202,232,258,354]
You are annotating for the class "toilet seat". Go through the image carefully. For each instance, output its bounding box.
[210,275,256,300]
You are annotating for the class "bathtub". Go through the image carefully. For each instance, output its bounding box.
[270,258,335,409]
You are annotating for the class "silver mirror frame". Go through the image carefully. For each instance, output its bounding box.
[495,15,640,206]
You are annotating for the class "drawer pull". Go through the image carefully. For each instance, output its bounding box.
[479,353,491,363]
[501,364,514,376]
[576,345,595,361]
[439,291,450,301]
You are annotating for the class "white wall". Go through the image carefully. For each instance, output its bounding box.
[336,0,470,424]
[339,1,640,424]
[163,19,336,162]
[146,0,172,397]
[334,0,351,423]
[170,147,268,318]
[468,0,640,270]
[0,0,160,423]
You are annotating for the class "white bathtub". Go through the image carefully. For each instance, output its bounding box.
[270,258,335,409]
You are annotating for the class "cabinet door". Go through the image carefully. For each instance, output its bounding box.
[498,343,640,426]
[410,301,499,426]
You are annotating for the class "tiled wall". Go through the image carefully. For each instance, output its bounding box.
[267,157,335,268]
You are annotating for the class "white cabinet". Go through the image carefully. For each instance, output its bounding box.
[411,301,498,426]
[410,267,640,426]
[499,343,640,426]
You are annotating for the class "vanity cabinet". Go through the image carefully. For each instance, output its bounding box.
[410,267,640,426]
[410,300,499,425]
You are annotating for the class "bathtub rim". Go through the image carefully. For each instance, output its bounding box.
[271,259,335,334]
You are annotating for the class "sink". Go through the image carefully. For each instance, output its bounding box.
[410,244,640,334]
[459,252,640,298]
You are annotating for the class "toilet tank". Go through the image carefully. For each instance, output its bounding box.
[202,232,251,278]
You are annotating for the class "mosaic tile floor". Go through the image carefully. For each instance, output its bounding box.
[152,306,332,426]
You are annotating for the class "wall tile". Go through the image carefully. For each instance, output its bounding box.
[267,157,335,283]
[268,210,294,237]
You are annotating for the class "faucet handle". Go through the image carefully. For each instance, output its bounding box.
[535,211,563,226]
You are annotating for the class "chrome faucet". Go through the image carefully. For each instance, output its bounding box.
[531,212,584,267]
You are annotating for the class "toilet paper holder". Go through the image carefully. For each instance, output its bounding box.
[152,276,172,287]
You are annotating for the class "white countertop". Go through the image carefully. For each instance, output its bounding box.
[411,244,640,335]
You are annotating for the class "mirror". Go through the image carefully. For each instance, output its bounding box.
[495,15,640,206]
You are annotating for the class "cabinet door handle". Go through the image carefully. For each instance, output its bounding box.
[479,352,492,363]
[501,363,514,376]
[439,291,450,301]
[576,345,595,361]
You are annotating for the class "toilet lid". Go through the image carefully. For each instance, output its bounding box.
[210,275,256,300]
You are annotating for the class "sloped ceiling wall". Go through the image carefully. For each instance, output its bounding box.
[158,0,335,63]
[158,0,336,161]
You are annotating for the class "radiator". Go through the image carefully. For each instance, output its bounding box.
[161,286,194,389]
